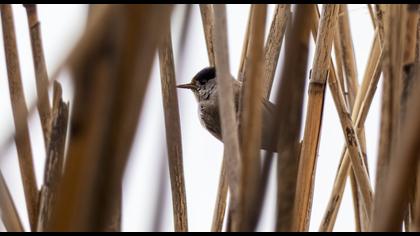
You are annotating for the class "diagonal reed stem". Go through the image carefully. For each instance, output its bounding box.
[306,5,375,230]
[319,29,383,231]
[23,4,52,149]
[0,172,24,232]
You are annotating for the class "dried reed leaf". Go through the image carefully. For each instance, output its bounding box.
[36,82,68,232]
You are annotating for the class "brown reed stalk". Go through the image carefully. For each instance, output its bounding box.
[0,4,38,231]
[211,5,291,231]
[199,5,229,232]
[0,6,113,164]
[250,4,291,228]
[23,4,52,148]
[372,5,406,232]
[263,4,290,98]
[274,4,312,231]
[293,4,339,232]
[374,5,385,45]
[311,7,374,225]
[199,4,235,232]
[151,151,169,232]
[36,82,69,232]
[333,23,345,91]
[403,5,418,65]
[238,4,266,231]
[319,30,383,231]
[337,5,369,231]
[370,8,420,230]
[159,28,189,232]
[211,159,228,232]
[212,4,243,231]
[49,5,173,231]
[237,6,252,82]
[0,172,24,232]
[401,6,419,231]
[410,13,420,232]
[200,4,215,67]
[368,4,376,27]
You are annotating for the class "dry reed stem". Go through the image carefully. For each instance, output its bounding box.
[372,5,406,231]
[311,6,373,224]
[237,6,252,82]
[0,5,112,163]
[49,5,172,231]
[263,4,290,98]
[319,30,383,231]
[400,60,419,232]
[200,4,229,232]
[274,4,312,231]
[403,5,418,64]
[333,23,345,90]
[338,5,358,107]
[374,5,385,45]
[308,5,375,230]
[0,172,24,232]
[337,5,369,231]
[411,14,420,232]
[250,4,291,228]
[238,4,266,231]
[293,4,339,232]
[151,152,169,232]
[368,4,376,27]
[200,4,215,67]
[0,4,38,231]
[213,4,242,231]
[211,159,228,232]
[210,5,291,231]
[159,28,189,232]
[400,5,418,231]
[36,82,68,232]
[370,16,420,231]
[23,4,52,148]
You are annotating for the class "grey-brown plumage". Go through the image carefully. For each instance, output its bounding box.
[177,67,277,152]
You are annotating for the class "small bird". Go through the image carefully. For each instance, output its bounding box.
[176,67,277,151]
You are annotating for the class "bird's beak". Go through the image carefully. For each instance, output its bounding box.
[176,82,197,90]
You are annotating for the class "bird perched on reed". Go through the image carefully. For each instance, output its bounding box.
[177,67,278,151]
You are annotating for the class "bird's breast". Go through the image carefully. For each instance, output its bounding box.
[198,101,222,140]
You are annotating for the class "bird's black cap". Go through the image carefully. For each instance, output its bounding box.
[194,67,216,84]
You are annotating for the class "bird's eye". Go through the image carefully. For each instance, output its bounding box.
[198,79,206,85]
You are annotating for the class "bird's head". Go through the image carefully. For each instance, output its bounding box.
[177,66,217,101]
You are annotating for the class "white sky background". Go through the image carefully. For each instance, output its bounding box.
[0,4,380,232]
